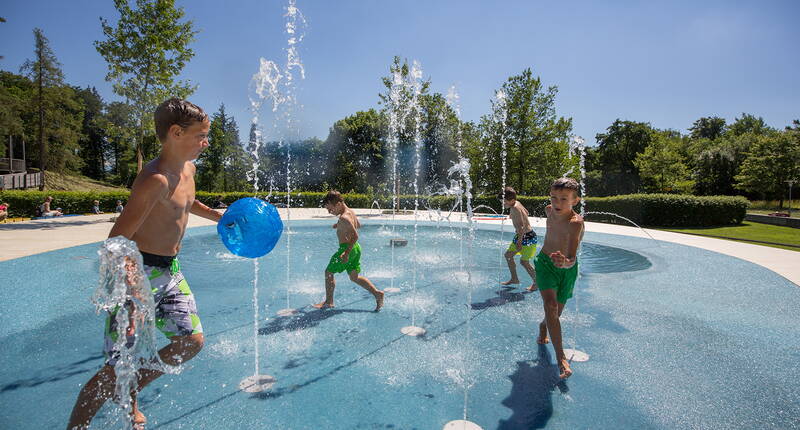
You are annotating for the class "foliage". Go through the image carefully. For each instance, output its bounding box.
[734,130,800,202]
[95,0,197,171]
[634,134,694,193]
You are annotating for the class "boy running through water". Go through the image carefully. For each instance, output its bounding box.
[313,191,384,311]
[535,177,584,379]
[67,98,221,429]
[499,187,538,291]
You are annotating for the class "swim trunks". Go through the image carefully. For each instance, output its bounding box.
[326,242,362,274]
[534,252,578,304]
[506,229,537,261]
[104,254,203,366]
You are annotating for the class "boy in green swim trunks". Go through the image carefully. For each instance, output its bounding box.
[313,190,384,311]
[68,99,222,429]
[535,177,584,379]
[499,187,538,291]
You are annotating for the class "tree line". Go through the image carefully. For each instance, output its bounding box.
[1,0,797,203]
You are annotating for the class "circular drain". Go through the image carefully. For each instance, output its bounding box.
[276,308,298,317]
[239,374,276,393]
[400,326,426,336]
[564,349,589,362]
[443,420,482,430]
[384,287,401,293]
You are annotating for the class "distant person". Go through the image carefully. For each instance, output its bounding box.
[40,196,63,217]
[0,202,9,222]
[212,196,228,209]
[91,200,104,215]
[67,98,221,429]
[313,190,384,311]
[498,187,537,291]
[115,200,125,213]
[535,177,585,380]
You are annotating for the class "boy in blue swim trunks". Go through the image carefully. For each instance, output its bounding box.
[499,187,538,291]
[68,99,222,429]
[536,177,584,379]
[313,190,384,311]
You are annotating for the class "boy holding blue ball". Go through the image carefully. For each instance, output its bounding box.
[314,190,384,312]
[68,98,222,429]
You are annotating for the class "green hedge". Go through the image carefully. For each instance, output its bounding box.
[0,190,748,227]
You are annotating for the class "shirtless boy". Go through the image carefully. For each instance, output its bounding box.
[535,177,584,379]
[313,190,384,312]
[499,187,538,291]
[67,98,221,429]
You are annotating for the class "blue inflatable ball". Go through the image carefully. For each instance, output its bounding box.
[217,198,283,258]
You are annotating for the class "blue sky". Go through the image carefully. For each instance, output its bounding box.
[1,0,798,145]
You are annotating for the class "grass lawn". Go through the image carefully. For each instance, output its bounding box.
[660,222,800,252]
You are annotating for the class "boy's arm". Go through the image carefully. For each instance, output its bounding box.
[108,174,168,240]
[190,199,223,223]
[552,217,584,268]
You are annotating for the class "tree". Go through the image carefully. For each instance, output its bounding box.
[95,0,198,172]
[325,109,388,193]
[0,71,31,159]
[585,120,655,195]
[75,86,109,180]
[20,28,66,187]
[689,116,726,141]
[735,131,800,204]
[727,113,772,137]
[105,101,137,184]
[634,135,694,193]
[486,68,573,196]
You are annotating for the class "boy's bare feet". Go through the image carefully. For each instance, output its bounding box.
[526,283,538,292]
[558,358,573,379]
[312,301,335,309]
[537,322,549,344]
[501,279,520,286]
[374,290,384,312]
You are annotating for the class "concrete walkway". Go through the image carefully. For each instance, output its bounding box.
[1,208,798,286]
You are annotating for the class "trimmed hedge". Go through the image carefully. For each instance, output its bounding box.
[0,190,748,227]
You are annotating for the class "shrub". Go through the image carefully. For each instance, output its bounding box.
[1,190,748,227]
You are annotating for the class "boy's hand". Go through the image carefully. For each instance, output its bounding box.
[340,251,349,262]
[332,222,338,229]
[516,241,523,252]
[549,251,574,268]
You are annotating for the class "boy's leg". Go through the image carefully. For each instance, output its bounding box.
[348,270,384,311]
[521,259,537,291]
[313,270,337,308]
[67,333,204,429]
[538,288,571,378]
[502,250,520,285]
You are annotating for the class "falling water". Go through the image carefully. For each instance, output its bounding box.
[494,89,509,285]
[93,237,178,428]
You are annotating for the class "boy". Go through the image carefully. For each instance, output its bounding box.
[313,190,384,312]
[67,98,222,429]
[535,177,584,379]
[499,187,537,291]
[91,200,104,214]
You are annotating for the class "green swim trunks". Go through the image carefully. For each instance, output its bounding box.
[326,242,362,274]
[534,252,578,304]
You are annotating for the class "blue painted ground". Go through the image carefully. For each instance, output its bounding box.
[1,220,798,429]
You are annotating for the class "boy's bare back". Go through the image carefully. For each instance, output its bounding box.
[509,201,532,234]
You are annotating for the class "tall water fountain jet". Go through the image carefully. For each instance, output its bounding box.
[493,89,509,284]
[240,0,306,391]
[399,61,426,337]
[561,135,589,364]
[382,65,406,296]
[443,87,482,430]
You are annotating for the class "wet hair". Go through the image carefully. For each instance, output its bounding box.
[551,177,581,197]
[498,186,517,201]
[322,190,344,206]
[154,98,208,142]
